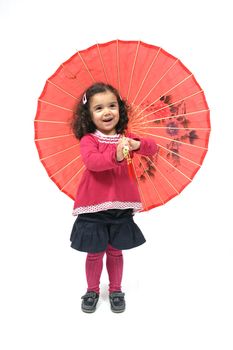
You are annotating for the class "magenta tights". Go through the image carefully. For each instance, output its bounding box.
[85,244,123,293]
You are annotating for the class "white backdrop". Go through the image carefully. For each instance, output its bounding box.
[1,0,232,349]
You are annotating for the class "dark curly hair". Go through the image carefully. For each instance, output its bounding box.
[71,82,129,139]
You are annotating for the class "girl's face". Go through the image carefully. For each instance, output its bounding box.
[89,91,120,135]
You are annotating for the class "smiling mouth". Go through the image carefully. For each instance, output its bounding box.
[103,117,113,123]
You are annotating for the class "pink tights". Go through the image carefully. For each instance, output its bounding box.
[85,244,123,294]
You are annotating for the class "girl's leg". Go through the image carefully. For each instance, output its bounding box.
[106,244,123,293]
[85,251,105,294]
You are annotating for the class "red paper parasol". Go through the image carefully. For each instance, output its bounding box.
[34,40,210,211]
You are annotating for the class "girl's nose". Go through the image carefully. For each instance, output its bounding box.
[103,107,110,115]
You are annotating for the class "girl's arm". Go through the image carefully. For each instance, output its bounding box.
[127,132,158,156]
[80,134,126,172]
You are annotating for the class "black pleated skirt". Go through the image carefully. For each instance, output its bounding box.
[70,209,146,253]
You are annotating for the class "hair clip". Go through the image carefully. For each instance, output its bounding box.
[82,93,87,104]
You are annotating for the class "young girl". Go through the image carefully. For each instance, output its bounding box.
[70,82,157,313]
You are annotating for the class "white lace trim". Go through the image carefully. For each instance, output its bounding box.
[72,201,142,216]
[93,130,120,144]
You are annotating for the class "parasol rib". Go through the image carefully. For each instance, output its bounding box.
[131,90,205,126]
[156,143,202,167]
[96,43,109,83]
[50,154,82,179]
[61,165,85,191]
[38,99,73,112]
[47,79,78,99]
[35,133,74,141]
[131,47,161,105]
[143,155,180,194]
[34,120,68,124]
[40,143,79,161]
[134,58,179,113]
[135,154,165,204]
[157,153,192,181]
[139,109,210,125]
[131,158,148,210]
[116,39,120,92]
[126,40,140,101]
[77,51,95,82]
[137,131,208,150]
[134,74,194,122]
[137,126,210,131]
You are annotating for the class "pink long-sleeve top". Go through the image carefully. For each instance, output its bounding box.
[72,130,157,215]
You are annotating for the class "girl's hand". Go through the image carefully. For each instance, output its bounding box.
[116,137,130,162]
[127,138,140,151]
[116,137,140,161]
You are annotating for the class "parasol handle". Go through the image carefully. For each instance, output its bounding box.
[122,136,131,164]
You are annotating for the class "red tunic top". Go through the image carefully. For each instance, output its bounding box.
[73,130,157,215]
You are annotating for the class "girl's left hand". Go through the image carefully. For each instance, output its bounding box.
[127,138,141,151]
[117,137,140,161]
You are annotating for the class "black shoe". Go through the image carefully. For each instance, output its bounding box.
[109,291,126,313]
[81,291,99,313]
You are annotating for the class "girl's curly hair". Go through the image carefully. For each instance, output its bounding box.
[71,82,129,139]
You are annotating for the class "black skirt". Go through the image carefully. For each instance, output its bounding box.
[70,209,146,253]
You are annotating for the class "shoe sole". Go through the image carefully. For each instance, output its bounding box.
[110,305,126,313]
[111,308,125,313]
[82,308,97,313]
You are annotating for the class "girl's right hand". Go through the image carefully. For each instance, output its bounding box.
[116,138,129,162]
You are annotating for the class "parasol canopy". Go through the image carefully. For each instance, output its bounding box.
[34,40,210,211]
